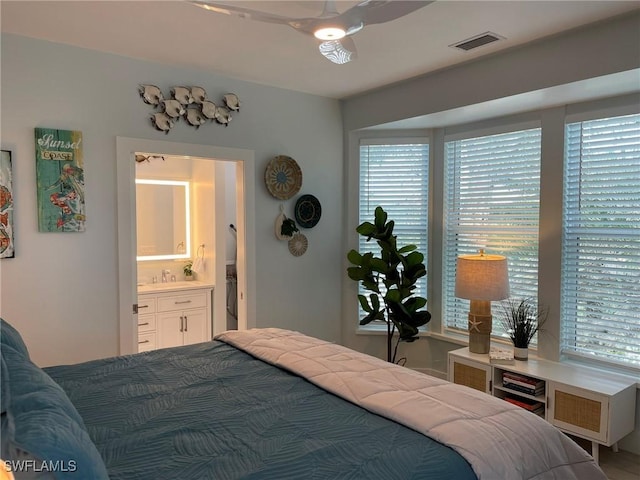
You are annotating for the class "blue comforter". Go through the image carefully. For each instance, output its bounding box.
[45,341,476,479]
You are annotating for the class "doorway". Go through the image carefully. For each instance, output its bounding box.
[116,137,256,355]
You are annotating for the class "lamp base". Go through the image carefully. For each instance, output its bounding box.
[469,332,490,354]
[468,300,492,354]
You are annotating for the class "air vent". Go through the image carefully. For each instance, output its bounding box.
[450,32,504,51]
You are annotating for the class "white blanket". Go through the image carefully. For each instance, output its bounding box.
[215,328,605,480]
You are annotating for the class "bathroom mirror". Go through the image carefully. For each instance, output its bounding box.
[136,179,190,261]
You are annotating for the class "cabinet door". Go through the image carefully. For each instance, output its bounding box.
[449,355,492,393]
[548,381,609,443]
[157,312,185,349]
[182,309,209,346]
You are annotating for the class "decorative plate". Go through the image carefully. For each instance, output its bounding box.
[288,233,308,257]
[264,155,302,200]
[294,194,321,228]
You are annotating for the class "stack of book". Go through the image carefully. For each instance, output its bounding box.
[504,395,545,417]
[502,371,545,397]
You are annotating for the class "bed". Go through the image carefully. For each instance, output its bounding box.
[1,319,605,479]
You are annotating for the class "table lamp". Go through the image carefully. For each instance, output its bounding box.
[455,249,509,354]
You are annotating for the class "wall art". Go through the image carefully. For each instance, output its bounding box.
[35,128,85,232]
[0,150,14,258]
[264,155,302,200]
[294,194,321,228]
[139,85,240,134]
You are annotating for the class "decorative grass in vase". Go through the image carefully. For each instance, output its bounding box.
[499,297,548,360]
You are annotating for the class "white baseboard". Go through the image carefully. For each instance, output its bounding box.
[411,368,447,380]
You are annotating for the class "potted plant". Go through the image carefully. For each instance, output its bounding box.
[347,206,431,364]
[499,297,548,360]
[183,260,194,280]
[280,216,299,238]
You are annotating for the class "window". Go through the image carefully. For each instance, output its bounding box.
[358,140,429,308]
[443,128,542,338]
[561,113,640,368]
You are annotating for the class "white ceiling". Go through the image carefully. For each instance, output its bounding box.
[1,1,639,99]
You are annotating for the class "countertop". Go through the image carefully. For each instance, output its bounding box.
[137,281,214,294]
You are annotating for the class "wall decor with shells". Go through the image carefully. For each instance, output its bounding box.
[138,85,240,134]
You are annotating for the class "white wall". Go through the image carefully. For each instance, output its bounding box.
[0,34,344,366]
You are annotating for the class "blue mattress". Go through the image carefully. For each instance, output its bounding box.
[45,341,476,479]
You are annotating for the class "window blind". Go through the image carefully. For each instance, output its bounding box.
[561,113,640,368]
[443,128,542,338]
[358,142,429,308]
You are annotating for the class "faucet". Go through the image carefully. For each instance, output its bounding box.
[162,269,170,283]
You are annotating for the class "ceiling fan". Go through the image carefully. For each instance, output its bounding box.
[191,1,433,64]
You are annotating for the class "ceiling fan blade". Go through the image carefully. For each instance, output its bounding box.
[343,1,433,28]
[191,1,334,36]
[319,37,358,65]
[190,1,307,26]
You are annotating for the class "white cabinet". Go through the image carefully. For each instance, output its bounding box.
[136,296,157,352]
[448,347,637,463]
[137,286,212,352]
[547,382,610,444]
[157,309,209,349]
[449,353,492,393]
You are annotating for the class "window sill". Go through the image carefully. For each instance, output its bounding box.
[355,326,468,346]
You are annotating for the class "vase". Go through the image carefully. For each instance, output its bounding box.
[514,346,528,361]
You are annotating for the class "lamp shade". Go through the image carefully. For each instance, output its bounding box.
[455,253,509,300]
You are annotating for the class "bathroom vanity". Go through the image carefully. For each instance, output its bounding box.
[137,282,214,352]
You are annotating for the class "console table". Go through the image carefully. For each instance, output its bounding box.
[448,347,637,463]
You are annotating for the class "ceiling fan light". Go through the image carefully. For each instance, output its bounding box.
[319,41,354,65]
[314,27,346,41]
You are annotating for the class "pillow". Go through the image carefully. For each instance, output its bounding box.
[0,318,30,359]
[1,353,10,414]
[1,344,109,480]
[2,411,55,480]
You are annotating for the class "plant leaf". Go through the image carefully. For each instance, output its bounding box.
[398,244,417,254]
[357,294,372,313]
[356,222,376,237]
[347,249,363,265]
[374,206,387,228]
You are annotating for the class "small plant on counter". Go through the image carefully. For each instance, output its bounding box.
[183,260,194,279]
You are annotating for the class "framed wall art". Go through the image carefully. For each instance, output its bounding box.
[35,128,85,232]
[0,150,14,258]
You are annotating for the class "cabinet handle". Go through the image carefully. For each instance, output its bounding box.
[175,300,192,305]
[180,316,184,332]
[138,322,150,326]
[138,340,150,344]
[184,316,188,332]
